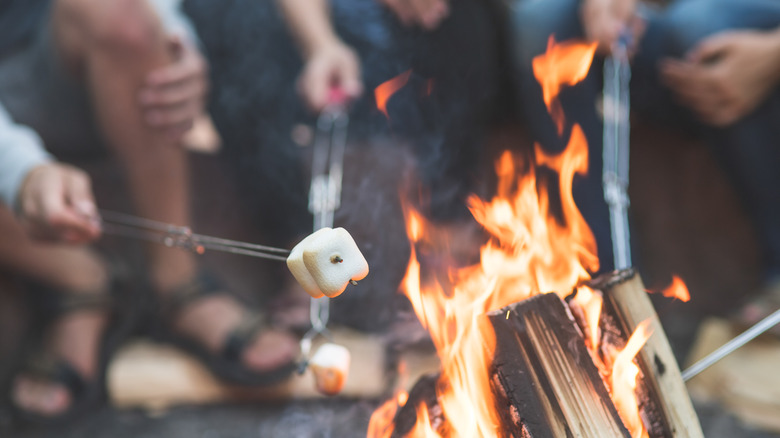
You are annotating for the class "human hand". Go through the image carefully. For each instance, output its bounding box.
[660,30,780,127]
[580,0,640,53]
[298,42,363,112]
[139,35,209,141]
[18,163,101,244]
[378,0,449,30]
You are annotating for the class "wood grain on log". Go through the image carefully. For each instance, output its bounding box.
[489,293,630,438]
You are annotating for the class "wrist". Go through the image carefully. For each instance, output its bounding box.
[303,34,344,61]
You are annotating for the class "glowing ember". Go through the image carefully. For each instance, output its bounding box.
[610,320,653,438]
[375,70,413,119]
[660,275,691,302]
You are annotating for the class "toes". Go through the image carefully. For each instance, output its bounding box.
[12,376,72,415]
[242,330,299,371]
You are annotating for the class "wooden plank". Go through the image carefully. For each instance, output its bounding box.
[595,269,704,438]
[489,293,630,438]
[107,326,387,411]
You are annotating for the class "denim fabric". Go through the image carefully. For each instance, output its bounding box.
[512,0,780,278]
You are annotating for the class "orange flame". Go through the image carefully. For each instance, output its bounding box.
[610,320,653,438]
[375,70,413,119]
[660,275,691,302]
[369,38,650,437]
[367,390,409,438]
[572,285,603,350]
[532,36,597,135]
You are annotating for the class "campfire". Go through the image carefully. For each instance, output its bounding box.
[367,38,702,438]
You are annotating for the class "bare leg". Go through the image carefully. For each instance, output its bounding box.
[53,0,195,291]
[58,0,295,376]
[0,207,109,415]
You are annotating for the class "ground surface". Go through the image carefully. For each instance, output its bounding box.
[1,396,778,437]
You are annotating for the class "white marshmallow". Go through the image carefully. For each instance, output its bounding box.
[286,228,332,298]
[310,343,351,396]
[302,227,369,298]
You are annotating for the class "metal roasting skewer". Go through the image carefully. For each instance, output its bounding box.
[598,23,778,385]
[603,34,632,270]
[299,93,350,372]
[682,308,780,381]
[99,209,290,262]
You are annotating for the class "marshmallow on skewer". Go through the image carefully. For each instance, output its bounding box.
[287,228,331,298]
[309,343,350,396]
[287,227,369,298]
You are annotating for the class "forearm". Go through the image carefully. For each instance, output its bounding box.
[0,105,53,210]
[277,0,341,59]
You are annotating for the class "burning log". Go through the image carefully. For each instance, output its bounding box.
[489,293,630,437]
[384,271,704,437]
[591,269,703,438]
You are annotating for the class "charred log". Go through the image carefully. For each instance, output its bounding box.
[489,293,630,438]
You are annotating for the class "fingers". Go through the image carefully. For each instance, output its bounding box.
[660,59,739,126]
[299,60,331,111]
[140,42,208,134]
[687,33,733,63]
[20,164,101,244]
[299,45,363,112]
[145,98,202,131]
[339,54,364,100]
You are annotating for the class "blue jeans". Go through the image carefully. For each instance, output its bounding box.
[512,0,780,278]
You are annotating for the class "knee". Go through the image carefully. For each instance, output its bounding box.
[57,0,164,55]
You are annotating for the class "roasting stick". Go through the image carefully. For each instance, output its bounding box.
[99,209,290,261]
[603,34,633,270]
[682,308,780,382]
[299,89,350,372]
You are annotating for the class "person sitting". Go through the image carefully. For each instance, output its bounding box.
[511,0,780,292]
[0,0,298,422]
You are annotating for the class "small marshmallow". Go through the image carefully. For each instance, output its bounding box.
[303,227,369,298]
[310,343,351,396]
[287,227,369,298]
[286,228,332,298]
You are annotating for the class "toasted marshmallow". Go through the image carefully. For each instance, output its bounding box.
[287,227,369,298]
[310,343,350,396]
[303,227,369,297]
[286,228,332,298]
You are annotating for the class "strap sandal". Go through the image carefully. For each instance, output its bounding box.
[153,271,298,386]
[8,286,132,426]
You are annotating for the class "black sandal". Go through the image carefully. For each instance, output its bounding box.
[151,272,298,386]
[8,286,134,426]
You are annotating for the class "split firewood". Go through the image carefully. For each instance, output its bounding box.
[490,293,631,438]
[287,227,369,298]
[309,343,351,396]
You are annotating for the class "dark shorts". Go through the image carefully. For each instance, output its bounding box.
[0,16,104,161]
